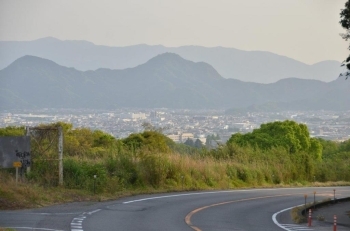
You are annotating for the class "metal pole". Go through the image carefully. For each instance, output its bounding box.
[25,126,31,173]
[333,189,336,203]
[16,167,19,186]
[58,127,63,186]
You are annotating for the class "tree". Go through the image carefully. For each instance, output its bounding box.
[205,134,221,147]
[184,138,194,147]
[141,122,169,133]
[122,131,172,153]
[227,120,322,160]
[0,126,25,136]
[340,0,350,78]
[194,139,203,148]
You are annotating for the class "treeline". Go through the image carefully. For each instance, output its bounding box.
[0,120,349,194]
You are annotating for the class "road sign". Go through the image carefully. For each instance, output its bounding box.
[13,161,22,168]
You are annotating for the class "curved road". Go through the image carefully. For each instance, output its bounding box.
[1,187,349,231]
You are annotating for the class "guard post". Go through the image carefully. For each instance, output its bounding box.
[13,161,22,186]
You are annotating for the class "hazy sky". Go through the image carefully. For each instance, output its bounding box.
[0,0,348,64]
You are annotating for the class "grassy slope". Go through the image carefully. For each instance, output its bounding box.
[1,170,349,210]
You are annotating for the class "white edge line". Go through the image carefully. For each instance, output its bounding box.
[122,189,279,204]
[0,212,81,215]
[122,187,348,204]
[272,196,348,230]
[3,227,65,231]
[272,204,303,231]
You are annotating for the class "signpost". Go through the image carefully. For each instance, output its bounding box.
[0,136,31,169]
[13,161,22,185]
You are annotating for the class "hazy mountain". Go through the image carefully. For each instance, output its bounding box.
[0,37,344,83]
[0,54,349,111]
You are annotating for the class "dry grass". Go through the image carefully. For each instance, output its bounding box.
[291,205,307,224]
[1,153,350,210]
[0,171,97,210]
[311,181,350,187]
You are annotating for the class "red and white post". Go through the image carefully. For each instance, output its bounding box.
[333,215,337,231]
[308,209,312,227]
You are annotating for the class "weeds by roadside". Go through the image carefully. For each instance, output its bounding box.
[291,198,332,224]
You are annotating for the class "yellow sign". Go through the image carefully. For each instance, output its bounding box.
[13,161,22,168]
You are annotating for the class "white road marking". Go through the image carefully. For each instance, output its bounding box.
[279,224,314,230]
[122,187,344,204]
[272,204,314,231]
[2,227,65,231]
[70,210,100,231]
[68,189,346,231]
[121,188,285,204]
[70,214,87,231]
[87,209,101,215]
[0,212,80,215]
[272,196,348,231]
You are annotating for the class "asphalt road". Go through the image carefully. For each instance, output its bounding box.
[1,187,349,231]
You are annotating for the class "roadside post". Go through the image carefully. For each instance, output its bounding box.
[334,215,337,231]
[93,175,97,195]
[308,209,312,227]
[181,175,184,190]
[13,161,22,186]
[227,173,230,189]
[304,194,307,218]
[313,191,316,210]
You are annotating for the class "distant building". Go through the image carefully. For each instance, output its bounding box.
[131,113,146,120]
[118,113,146,120]
[167,134,181,143]
[180,133,194,142]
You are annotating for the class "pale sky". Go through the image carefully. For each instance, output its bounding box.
[0,0,348,64]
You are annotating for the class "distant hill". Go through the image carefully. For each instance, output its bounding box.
[0,37,344,83]
[0,54,349,111]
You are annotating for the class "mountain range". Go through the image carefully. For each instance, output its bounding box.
[0,37,344,83]
[0,53,349,111]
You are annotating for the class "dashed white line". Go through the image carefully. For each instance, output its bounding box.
[70,209,101,231]
[70,214,87,231]
[279,224,314,230]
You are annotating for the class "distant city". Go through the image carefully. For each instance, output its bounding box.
[1,109,349,143]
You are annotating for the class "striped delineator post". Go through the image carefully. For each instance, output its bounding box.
[308,209,312,227]
[333,215,337,231]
